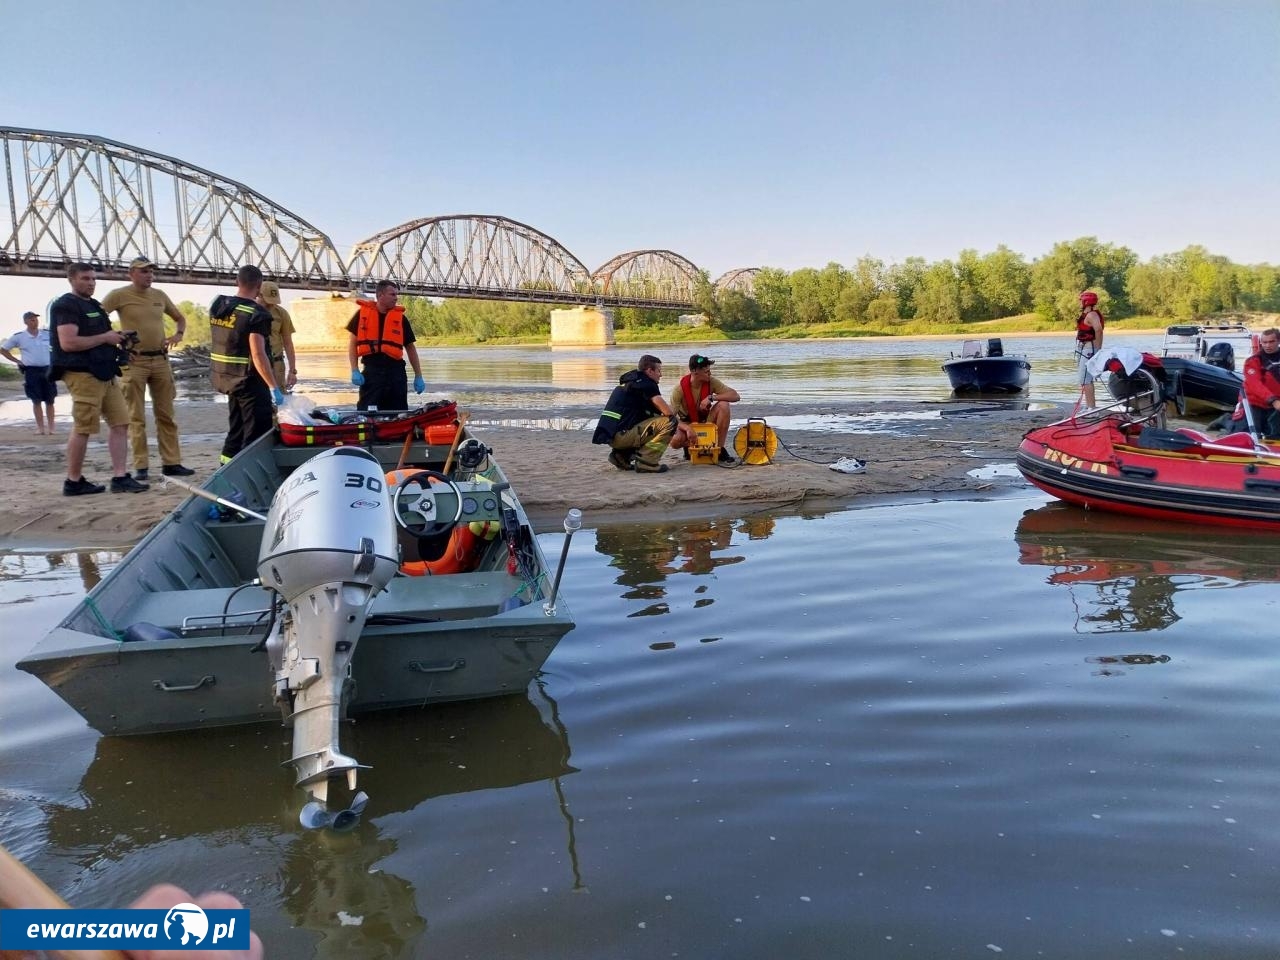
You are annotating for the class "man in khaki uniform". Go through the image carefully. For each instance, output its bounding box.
[100,256,195,479]
[258,281,297,392]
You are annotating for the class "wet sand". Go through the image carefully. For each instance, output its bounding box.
[0,398,1060,549]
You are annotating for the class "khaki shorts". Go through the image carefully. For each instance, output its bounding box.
[64,370,130,435]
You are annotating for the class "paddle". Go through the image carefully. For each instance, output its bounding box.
[442,413,469,475]
[0,842,126,959]
[395,427,415,471]
[1239,385,1263,446]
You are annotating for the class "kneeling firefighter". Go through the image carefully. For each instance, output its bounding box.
[592,353,677,474]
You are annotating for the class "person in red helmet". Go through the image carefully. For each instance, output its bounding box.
[1074,290,1105,408]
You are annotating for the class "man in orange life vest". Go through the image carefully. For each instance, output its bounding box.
[346,279,426,411]
[668,354,741,463]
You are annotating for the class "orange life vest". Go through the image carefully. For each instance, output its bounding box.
[679,374,711,423]
[355,299,407,361]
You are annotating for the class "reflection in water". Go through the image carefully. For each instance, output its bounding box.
[1015,503,1280,636]
[0,549,121,589]
[593,516,756,627]
[43,687,577,958]
[550,357,608,389]
[1085,653,1173,677]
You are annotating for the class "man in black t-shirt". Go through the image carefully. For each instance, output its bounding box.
[49,263,149,496]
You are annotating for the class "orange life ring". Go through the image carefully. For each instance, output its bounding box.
[386,468,493,576]
[400,524,486,576]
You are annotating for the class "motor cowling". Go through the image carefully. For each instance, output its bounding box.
[1205,341,1235,372]
[258,446,399,600]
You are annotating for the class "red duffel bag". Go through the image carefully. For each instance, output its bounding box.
[278,400,458,447]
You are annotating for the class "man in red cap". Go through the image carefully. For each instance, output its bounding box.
[1075,291,1105,408]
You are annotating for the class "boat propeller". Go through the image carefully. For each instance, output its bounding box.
[299,791,369,832]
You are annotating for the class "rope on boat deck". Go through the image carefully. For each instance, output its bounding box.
[84,595,126,642]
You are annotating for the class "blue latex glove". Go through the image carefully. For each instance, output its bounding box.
[272,387,285,406]
[413,374,426,394]
[351,370,365,387]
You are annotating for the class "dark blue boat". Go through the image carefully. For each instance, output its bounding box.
[942,338,1031,393]
[1160,323,1253,412]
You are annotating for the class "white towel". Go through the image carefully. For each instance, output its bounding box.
[1085,345,1146,378]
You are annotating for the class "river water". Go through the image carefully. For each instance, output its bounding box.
[4,334,1280,958]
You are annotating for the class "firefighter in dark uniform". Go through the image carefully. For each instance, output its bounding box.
[209,265,283,463]
[592,354,677,474]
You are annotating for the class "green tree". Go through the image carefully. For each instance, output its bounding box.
[752,268,793,327]
[955,249,985,321]
[1236,263,1280,312]
[1030,237,1137,320]
[887,258,927,319]
[864,292,901,326]
[789,268,828,325]
[837,256,886,324]
[911,261,962,325]
[713,290,765,331]
[177,301,211,346]
[692,271,718,321]
[974,245,1031,317]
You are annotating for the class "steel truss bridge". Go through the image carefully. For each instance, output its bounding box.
[0,127,759,310]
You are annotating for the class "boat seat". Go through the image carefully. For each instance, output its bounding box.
[119,585,277,638]
[371,571,519,620]
[117,571,521,638]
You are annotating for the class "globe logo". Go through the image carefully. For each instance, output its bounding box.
[163,903,209,946]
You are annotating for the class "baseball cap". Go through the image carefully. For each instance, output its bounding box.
[689,354,714,370]
[260,281,282,306]
[128,255,156,270]
[22,310,38,320]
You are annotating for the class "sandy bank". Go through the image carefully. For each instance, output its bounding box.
[0,398,1058,550]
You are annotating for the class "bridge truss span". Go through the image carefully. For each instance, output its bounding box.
[714,266,760,296]
[592,249,703,306]
[347,214,597,303]
[0,127,347,286]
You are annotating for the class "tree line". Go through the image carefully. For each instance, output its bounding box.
[712,238,1280,333]
[169,237,1279,345]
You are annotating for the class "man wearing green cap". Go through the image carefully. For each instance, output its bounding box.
[668,353,740,463]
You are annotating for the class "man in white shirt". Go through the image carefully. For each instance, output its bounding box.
[1,310,57,434]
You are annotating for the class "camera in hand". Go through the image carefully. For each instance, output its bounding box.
[114,330,140,366]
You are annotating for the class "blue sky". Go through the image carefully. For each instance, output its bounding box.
[1,0,1277,321]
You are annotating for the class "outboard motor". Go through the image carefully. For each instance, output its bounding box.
[1205,341,1235,371]
[986,337,1004,358]
[256,447,400,827]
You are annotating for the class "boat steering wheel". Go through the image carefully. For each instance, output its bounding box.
[392,470,463,537]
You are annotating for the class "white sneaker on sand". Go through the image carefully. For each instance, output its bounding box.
[830,457,867,474]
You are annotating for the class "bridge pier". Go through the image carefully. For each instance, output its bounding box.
[289,295,358,351]
[550,307,615,347]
